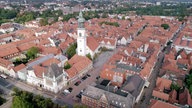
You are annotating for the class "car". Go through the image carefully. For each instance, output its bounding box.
[0,74,7,79]
[74,81,81,86]
[76,92,83,98]
[63,89,70,95]
[86,74,91,77]
[68,87,73,92]
[96,76,100,80]
[81,76,88,80]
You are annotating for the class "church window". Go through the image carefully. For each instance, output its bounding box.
[80,49,82,52]
[79,33,82,37]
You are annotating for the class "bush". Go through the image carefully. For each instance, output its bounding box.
[64,62,71,69]
[161,24,170,30]
[66,43,77,59]
[0,96,6,106]
[86,53,92,61]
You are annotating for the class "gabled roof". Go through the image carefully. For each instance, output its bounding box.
[87,36,99,52]
[13,64,26,72]
[121,74,145,98]
[149,99,178,108]
[44,63,63,78]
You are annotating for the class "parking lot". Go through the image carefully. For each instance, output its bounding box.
[55,50,118,106]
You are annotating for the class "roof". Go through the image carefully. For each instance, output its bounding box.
[66,54,92,78]
[179,88,192,106]
[82,85,134,108]
[13,64,26,72]
[0,58,12,68]
[33,65,46,78]
[27,54,54,67]
[44,63,63,78]
[149,99,178,108]
[87,36,100,52]
[156,77,172,91]
[41,58,60,67]
[121,75,145,98]
[152,90,169,101]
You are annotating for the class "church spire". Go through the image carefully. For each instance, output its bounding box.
[78,11,85,28]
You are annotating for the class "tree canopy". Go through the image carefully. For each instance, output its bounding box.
[11,88,66,108]
[26,47,39,60]
[161,24,170,30]
[66,43,77,59]
[64,62,71,70]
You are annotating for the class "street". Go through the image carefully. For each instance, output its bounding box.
[0,49,118,108]
[135,23,185,108]
[54,49,118,107]
[135,52,164,108]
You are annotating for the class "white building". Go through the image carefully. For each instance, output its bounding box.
[77,11,100,58]
[43,63,67,93]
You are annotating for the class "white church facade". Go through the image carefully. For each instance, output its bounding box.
[77,11,100,58]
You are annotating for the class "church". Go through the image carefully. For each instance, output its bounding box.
[77,11,100,58]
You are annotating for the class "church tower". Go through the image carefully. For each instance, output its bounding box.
[77,11,87,56]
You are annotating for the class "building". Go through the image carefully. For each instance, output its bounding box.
[121,75,145,103]
[43,63,67,93]
[81,85,135,108]
[77,11,100,58]
[65,54,93,82]
[149,99,179,108]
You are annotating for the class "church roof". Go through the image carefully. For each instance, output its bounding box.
[44,63,63,78]
[87,36,99,52]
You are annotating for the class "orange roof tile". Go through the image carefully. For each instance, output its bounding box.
[149,99,178,108]
[87,36,99,51]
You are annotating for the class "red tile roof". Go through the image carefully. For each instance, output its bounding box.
[66,54,92,78]
[149,99,178,108]
[87,36,99,52]
[13,64,26,72]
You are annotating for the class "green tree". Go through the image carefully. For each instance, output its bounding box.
[64,62,71,69]
[39,18,48,26]
[26,47,39,60]
[66,43,77,59]
[12,88,64,108]
[0,96,6,105]
[170,83,180,91]
[161,24,170,30]
[86,53,92,60]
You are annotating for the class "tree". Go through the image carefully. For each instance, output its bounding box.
[86,53,92,60]
[170,83,180,91]
[0,96,6,105]
[39,18,48,26]
[11,88,64,108]
[101,12,108,18]
[66,43,77,59]
[26,47,39,60]
[161,24,170,30]
[64,62,71,69]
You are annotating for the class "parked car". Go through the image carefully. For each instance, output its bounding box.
[74,81,81,86]
[0,74,7,79]
[81,76,88,81]
[76,92,83,99]
[68,87,73,92]
[86,74,91,77]
[63,89,70,95]
[96,76,100,80]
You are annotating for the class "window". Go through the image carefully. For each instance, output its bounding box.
[80,50,82,52]
[79,33,82,37]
